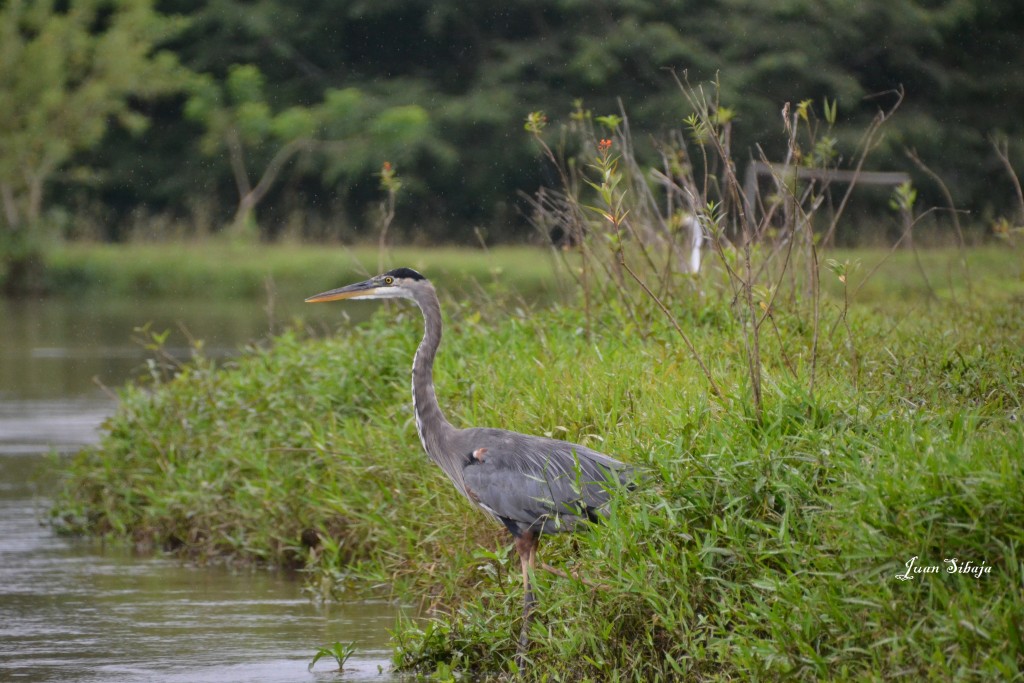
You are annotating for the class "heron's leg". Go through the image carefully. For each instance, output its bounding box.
[514,531,539,664]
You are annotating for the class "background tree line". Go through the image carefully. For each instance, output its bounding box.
[3,0,1023,252]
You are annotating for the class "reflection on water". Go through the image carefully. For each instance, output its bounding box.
[0,297,399,682]
[0,295,350,400]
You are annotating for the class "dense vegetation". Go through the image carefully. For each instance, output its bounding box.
[3,0,1024,252]
[53,246,1024,680]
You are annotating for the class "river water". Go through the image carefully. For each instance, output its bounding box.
[0,297,399,681]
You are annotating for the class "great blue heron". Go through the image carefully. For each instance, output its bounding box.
[306,267,631,661]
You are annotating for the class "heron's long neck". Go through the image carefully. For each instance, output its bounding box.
[410,288,463,492]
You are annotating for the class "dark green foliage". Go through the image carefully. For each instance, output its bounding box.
[49,0,1024,241]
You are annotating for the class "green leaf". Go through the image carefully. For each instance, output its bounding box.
[226,64,265,105]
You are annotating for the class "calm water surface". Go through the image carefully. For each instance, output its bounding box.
[0,297,399,682]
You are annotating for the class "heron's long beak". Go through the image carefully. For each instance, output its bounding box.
[305,280,380,303]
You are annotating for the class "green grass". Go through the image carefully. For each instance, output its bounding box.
[820,246,1022,304]
[44,241,568,303]
[44,241,1024,306]
[51,246,1024,680]
[28,242,573,357]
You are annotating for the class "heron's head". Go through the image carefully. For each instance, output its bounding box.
[305,267,427,303]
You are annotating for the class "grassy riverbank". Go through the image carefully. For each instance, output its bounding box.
[53,246,1023,680]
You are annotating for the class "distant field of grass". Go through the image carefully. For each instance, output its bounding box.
[46,241,1023,308]
[823,245,1023,304]
[45,242,569,303]
[51,244,1023,680]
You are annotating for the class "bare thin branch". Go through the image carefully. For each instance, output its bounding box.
[991,134,1024,221]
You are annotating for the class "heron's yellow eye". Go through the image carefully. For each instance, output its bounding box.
[384,276,394,285]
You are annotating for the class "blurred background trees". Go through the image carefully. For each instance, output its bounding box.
[3,0,1023,251]
[0,0,187,291]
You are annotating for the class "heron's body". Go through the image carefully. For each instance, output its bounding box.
[306,267,630,663]
[460,430,625,536]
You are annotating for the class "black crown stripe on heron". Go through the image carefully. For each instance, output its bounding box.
[383,267,425,281]
[306,268,632,665]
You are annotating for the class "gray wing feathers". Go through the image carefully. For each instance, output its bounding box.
[460,428,630,534]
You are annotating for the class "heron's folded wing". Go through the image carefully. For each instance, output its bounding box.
[462,446,621,531]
